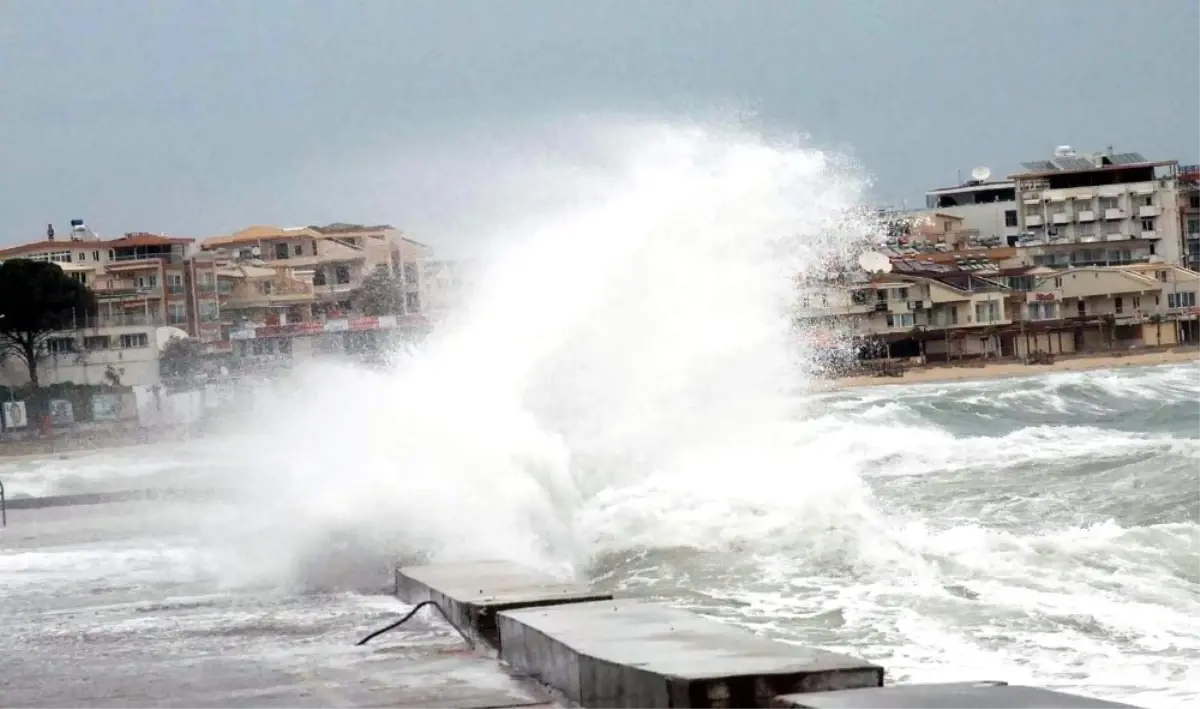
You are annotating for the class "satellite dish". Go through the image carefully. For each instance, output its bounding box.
[858,252,894,274]
[970,166,992,182]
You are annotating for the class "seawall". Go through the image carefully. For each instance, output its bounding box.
[388,560,1145,709]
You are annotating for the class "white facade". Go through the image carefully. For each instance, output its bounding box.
[0,324,164,388]
[921,181,1020,246]
[1012,151,1185,269]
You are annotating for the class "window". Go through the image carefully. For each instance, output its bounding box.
[1114,297,1124,314]
[258,281,273,295]
[1027,302,1059,321]
[84,335,110,350]
[1053,277,1063,288]
[1077,222,1095,237]
[1168,292,1197,309]
[1188,219,1200,235]
[294,244,303,256]
[1077,301,1086,317]
[134,275,158,289]
[119,333,149,348]
[168,303,187,324]
[1100,197,1119,211]
[93,250,100,261]
[46,337,76,354]
[897,287,909,301]
[1132,296,1140,310]
[1140,195,1153,207]
[78,251,86,261]
[1004,210,1018,227]
[885,312,914,328]
[1141,218,1155,231]
[274,242,289,259]
[876,290,887,303]
[167,273,184,294]
[1024,203,1041,217]
[1009,276,1034,291]
[313,269,327,286]
[1191,196,1199,209]
[1103,220,1122,235]
[335,265,351,284]
[404,262,419,284]
[974,301,1000,323]
[405,292,421,312]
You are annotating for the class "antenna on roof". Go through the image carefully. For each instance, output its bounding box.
[858,251,894,275]
[970,166,991,182]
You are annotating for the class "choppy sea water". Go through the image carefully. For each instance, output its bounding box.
[2,363,1196,707]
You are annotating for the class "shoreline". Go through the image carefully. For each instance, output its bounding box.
[825,347,1199,391]
[3,349,1196,459]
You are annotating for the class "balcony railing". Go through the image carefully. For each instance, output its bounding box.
[80,313,162,328]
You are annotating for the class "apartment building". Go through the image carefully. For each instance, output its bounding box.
[799,266,1013,360]
[1012,147,1185,269]
[422,258,481,320]
[802,245,1200,364]
[916,178,1020,248]
[200,223,433,364]
[0,228,221,387]
[1180,164,1199,270]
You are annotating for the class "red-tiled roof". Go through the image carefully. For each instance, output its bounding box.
[0,232,192,257]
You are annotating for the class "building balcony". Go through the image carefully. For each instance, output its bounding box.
[1140,230,1161,240]
[1025,215,1044,227]
[1051,212,1070,225]
[1104,208,1125,221]
[81,313,161,329]
[166,284,185,295]
[1079,235,1102,244]
[1104,232,1129,242]
[1075,210,1096,222]
[1138,205,1161,218]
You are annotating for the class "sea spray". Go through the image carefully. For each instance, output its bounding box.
[200,116,880,591]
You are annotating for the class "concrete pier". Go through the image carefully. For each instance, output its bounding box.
[771,681,1142,708]
[498,600,884,708]
[394,561,612,649]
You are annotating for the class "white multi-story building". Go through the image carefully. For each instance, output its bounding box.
[1011,147,1186,269]
[1180,164,1199,270]
[920,178,1020,248]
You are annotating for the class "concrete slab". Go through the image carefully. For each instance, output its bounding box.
[394,561,612,649]
[771,681,1142,709]
[498,599,884,708]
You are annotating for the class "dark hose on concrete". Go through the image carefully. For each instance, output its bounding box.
[355,600,474,649]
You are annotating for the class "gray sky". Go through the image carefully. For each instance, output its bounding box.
[1,0,1197,256]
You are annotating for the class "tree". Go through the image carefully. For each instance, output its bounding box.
[159,335,204,381]
[356,268,404,316]
[0,259,96,388]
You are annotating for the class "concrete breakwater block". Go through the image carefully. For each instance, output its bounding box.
[394,561,612,649]
[498,600,884,708]
[771,681,1143,708]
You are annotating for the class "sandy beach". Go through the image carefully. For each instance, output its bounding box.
[830,347,1200,390]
